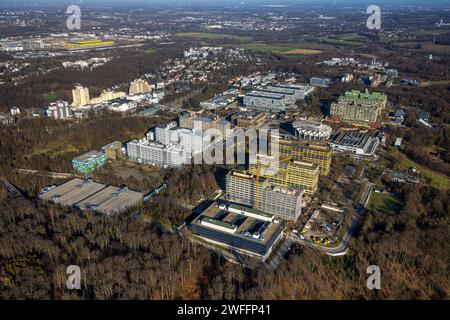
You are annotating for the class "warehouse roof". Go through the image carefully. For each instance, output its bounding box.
[39,178,144,215]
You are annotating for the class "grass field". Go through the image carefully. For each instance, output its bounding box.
[320,33,369,47]
[392,150,450,190]
[230,43,322,55]
[121,160,161,174]
[175,32,253,42]
[367,192,403,213]
[415,29,450,36]
[281,48,323,55]
[43,92,59,102]
[32,141,79,158]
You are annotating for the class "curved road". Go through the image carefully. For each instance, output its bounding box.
[290,181,373,256]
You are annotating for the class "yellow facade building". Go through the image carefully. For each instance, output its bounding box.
[269,138,332,176]
[249,154,320,195]
[71,85,90,108]
[89,90,127,105]
[129,79,153,95]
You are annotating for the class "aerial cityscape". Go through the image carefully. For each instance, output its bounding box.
[0,0,448,306]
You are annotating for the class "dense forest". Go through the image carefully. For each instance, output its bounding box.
[0,177,448,299]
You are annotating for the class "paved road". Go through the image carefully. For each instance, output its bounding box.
[0,177,25,198]
[15,168,75,179]
[290,181,373,256]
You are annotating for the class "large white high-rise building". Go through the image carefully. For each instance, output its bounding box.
[154,121,210,156]
[126,138,188,168]
[126,122,212,168]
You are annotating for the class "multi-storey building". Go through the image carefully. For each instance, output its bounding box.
[330,89,387,125]
[292,120,332,141]
[264,84,314,100]
[127,119,212,167]
[179,129,210,155]
[188,201,285,261]
[72,150,107,174]
[89,90,127,105]
[243,83,313,113]
[243,90,292,112]
[154,121,179,145]
[126,138,188,168]
[129,79,153,95]
[226,170,303,221]
[0,114,15,125]
[248,154,320,195]
[45,101,72,120]
[179,114,231,137]
[71,85,90,108]
[269,138,332,176]
[232,111,267,128]
[101,141,124,160]
[154,121,211,155]
[310,77,331,88]
[330,130,380,157]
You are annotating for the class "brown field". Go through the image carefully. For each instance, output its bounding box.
[282,48,323,55]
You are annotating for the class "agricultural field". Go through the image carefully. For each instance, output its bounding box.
[414,29,450,36]
[230,42,323,55]
[320,33,369,47]
[175,32,253,42]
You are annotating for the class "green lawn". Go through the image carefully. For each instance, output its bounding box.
[43,92,59,102]
[175,32,253,42]
[367,192,403,213]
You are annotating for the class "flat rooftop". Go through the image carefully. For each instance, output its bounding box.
[332,130,371,148]
[191,202,281,243]
[76,185,143,215]
[73,150,104,162]
[245,90,285,100]
[39,178,144,215]
[271,84,310,90]
[127,139,184,152]
[39,178,107,206]
[260,86,296,96]
[234,111,265,119]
